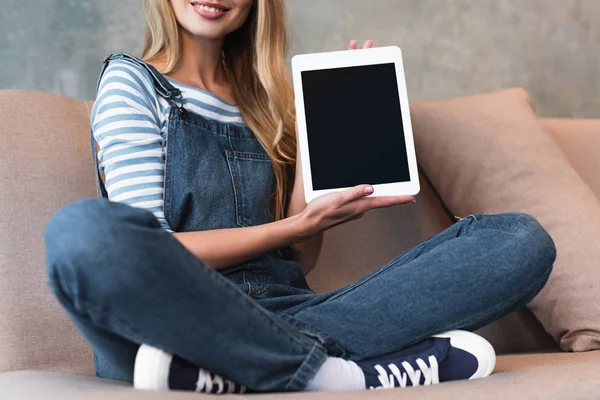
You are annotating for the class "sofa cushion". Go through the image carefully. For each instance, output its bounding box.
[542,118,600,199]
[410,88,600,352]
[0,90,95,375]
[2,351,600,399]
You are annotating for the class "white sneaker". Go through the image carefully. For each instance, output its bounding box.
[133,344,246,394]
[357,330,496,389]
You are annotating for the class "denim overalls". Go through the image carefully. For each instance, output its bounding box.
[44,52,554,392]
[92,54,311,300]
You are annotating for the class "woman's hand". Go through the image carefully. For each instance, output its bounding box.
[296,185,415,242]
[348,39,373,50]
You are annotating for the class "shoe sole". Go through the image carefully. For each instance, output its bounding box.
[133,344,173,391]
[432,330,496,380]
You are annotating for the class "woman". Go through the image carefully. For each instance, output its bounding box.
[45,0,556,394]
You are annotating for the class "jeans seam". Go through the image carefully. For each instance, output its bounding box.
[279,313,348,358]
[224,151,247,228]
[284,343,328,391]
[163,115,176,227]
[458,214,478,235]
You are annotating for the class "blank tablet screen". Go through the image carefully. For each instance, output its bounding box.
[301,63,410,190]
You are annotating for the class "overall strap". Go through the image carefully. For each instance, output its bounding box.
[91,53,184,198]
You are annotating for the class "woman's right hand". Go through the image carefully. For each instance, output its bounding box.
[296,185,415,241]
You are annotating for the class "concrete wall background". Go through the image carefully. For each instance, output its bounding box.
[1,0,598,117]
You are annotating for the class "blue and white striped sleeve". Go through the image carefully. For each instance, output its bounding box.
[91,60,173,232]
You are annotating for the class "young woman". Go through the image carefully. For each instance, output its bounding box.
[45,0,556,394]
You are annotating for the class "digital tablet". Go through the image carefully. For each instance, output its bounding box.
[292,46,420,203]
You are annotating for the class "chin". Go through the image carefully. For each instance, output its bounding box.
[172,0,253,40]
[185,25,230,40]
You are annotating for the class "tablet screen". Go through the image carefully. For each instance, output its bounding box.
[301,63,410,190]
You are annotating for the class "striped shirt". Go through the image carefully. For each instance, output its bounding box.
[91,59,245,231]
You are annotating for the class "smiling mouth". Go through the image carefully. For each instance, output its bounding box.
[190,1,231,13]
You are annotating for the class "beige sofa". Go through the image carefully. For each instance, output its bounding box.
[1,89,599,399]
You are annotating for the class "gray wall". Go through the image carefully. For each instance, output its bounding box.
[1,0,598,117]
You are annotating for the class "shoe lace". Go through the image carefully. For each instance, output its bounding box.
[195,369,247,394]
[370,355,440,389]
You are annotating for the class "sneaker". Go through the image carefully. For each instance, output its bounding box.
[357,330,496,389]
[133,344,247,394]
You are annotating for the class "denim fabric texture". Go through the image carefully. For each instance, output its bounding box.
[46,54,556,392]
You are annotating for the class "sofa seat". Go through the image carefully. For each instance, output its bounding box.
[2,352,599,400]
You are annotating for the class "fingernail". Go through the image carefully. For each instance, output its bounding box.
[412,199,417,203]
[364,186,374,194]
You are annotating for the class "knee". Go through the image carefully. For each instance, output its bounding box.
[507,212,555,256]
[46,198,114,260]
[46,197,113,235]
[45,199,113,290]
[45,198,153,297]
[497,212,556,278]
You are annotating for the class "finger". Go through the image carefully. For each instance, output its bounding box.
[347,212,365,222]
[340,184,374,204]
[361,40,373,49]
[355,195,416,211]
[348,40,357,50]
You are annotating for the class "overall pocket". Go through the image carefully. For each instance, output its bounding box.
[225,149,276,227]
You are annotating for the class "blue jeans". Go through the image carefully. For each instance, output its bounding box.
[45,199,555,392]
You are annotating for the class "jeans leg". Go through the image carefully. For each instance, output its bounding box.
[286,212,556,360]
[45,198,326,392]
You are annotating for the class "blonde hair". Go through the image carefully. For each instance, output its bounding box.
[142,0,296,222]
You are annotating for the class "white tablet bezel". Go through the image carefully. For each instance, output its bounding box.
[292,46,420,203]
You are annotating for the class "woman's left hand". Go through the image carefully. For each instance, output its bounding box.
[348,40,373,50]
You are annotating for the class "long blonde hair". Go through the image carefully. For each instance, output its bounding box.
[141,0,296,222]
